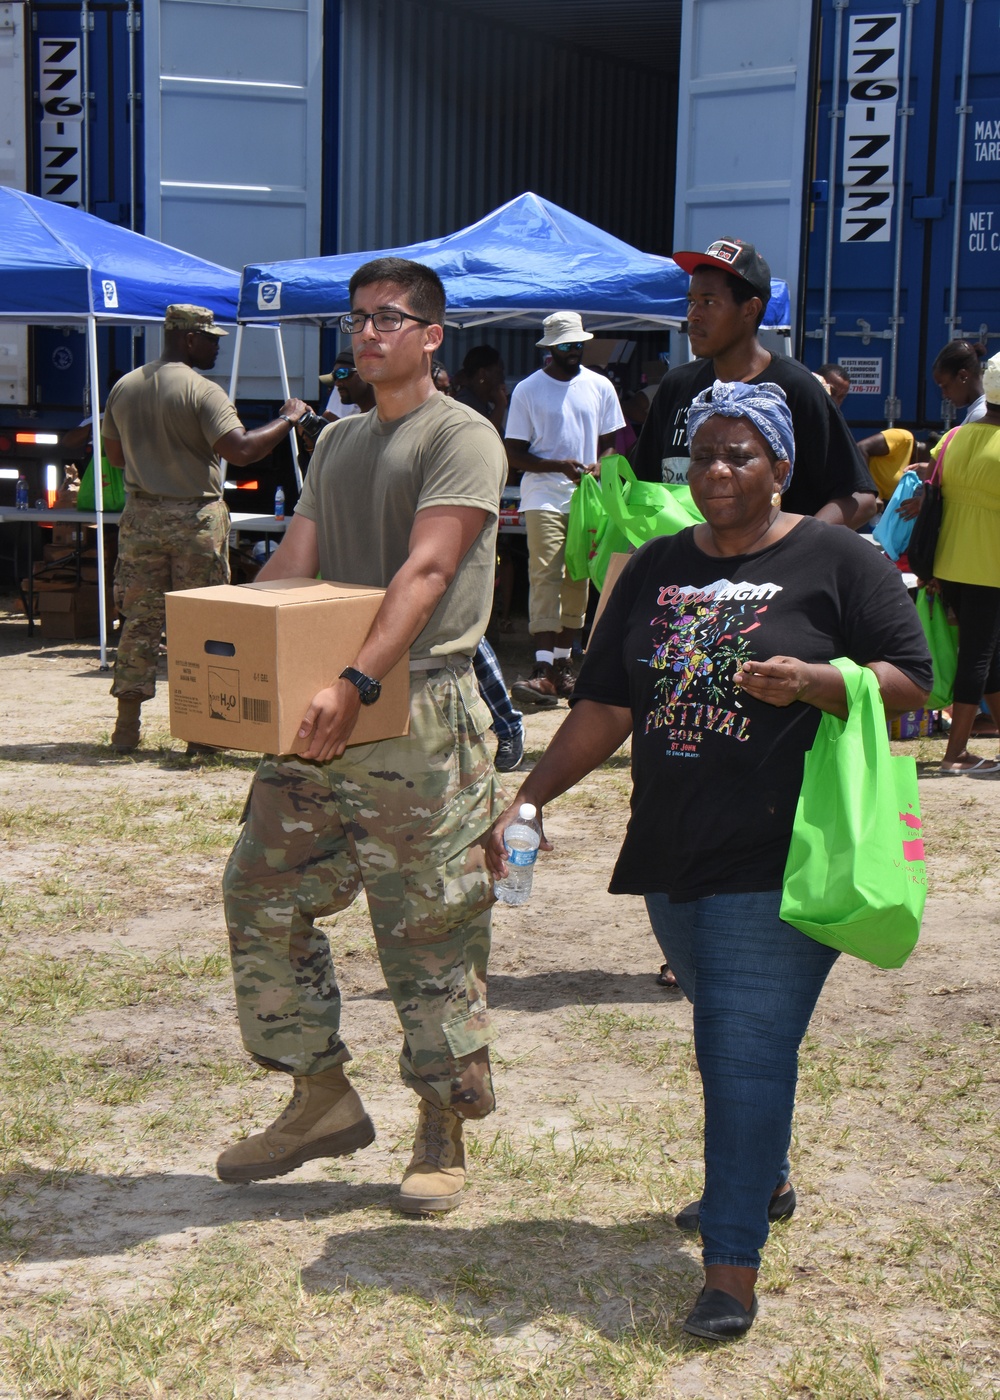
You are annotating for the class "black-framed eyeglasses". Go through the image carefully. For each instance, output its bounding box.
[332,364,353,380]
[554,341,585,352]
[338,310,432,334]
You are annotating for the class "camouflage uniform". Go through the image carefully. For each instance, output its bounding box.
[112,494,230,700]
[223,661,505,1119]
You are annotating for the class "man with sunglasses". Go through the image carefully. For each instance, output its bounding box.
[319,348,373,422]
[102,302,309,753]
[219,258,508,1217]
[505,312,625,706]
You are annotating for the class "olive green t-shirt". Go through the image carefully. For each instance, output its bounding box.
[102,359,242,499]
[295,393,505,659]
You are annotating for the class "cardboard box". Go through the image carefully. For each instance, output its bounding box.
[889,708,937,740]
[588,552,632,644]
[165,578,410,755]
[38,585,106,639]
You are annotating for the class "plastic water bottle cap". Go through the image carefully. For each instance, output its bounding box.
[518,803,537,820]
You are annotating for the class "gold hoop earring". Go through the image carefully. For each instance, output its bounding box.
[771,491,782,509]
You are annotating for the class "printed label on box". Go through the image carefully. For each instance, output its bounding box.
[208,665,240,722]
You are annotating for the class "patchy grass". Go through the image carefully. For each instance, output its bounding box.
[0,678,998,1398]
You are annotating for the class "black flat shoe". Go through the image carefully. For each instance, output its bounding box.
[674,1183,796,1233]
[682,1287,758,1340]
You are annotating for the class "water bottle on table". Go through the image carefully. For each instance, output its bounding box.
[15,476,29,510]
[494,803,542,905]
[274,485,285,520]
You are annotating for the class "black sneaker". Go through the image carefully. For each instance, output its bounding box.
[494,729,525,772]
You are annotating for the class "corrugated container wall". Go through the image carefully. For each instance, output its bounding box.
[802,0,1000,429]
[334,0,678,377]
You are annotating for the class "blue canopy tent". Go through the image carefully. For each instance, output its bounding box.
[237,191,792,333]
[0,188,259,666]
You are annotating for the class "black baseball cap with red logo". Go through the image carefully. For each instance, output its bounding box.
[673,238,772,305]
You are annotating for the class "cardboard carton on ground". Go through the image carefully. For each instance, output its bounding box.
[165,578,409,755]
[37,583,111,640]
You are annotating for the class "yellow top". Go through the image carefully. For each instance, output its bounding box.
[934,423,1000,587]
[868,428,913,501]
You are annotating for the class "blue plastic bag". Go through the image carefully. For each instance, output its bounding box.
[872,468,921,561]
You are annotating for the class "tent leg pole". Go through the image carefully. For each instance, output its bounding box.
[274,327,301,490]
[87,316,109,671]
[228,323,244,402]
[220,323,245,493]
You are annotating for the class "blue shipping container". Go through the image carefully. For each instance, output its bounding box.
[802,0,1000,428]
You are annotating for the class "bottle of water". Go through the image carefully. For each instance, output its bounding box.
[15,475,29,510]
[494,803,542,906]
[274,485,285,520]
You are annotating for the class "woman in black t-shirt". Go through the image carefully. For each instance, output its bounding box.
[486,381,931,1342]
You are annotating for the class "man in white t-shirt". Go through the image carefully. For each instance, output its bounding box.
[504,313,624,705]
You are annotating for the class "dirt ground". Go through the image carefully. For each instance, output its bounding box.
[0,605,998,1399]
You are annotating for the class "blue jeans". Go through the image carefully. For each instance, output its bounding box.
[645,889,839,1270]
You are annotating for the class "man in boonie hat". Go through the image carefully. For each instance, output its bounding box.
[631,237,877,530]
[101,303,309,753]
[504,312,625,707]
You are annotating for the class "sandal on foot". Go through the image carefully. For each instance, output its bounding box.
[938,759,1000,776]
[656,962,679,988]
[675,1183,796,1233]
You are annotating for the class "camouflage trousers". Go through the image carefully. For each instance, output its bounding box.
[112,493,230,700]
[222,662,506,1118]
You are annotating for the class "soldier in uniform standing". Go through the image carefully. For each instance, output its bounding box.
[217,258,507,1215]
[101,303,308,752]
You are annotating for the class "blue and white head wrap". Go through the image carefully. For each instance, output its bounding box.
[687,380,795,491]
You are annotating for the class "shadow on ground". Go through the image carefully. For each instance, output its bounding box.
[0,1167,700,1340]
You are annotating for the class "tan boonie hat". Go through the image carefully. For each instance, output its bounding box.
[164,303,228,336]
[536,311,594,347]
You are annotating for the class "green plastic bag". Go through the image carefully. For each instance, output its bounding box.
[914,587,957,710]
[780,658,926,969]
[77,455,125,511]
[588,516,631,590]
[564,472,608,582]
[600,454,703,553]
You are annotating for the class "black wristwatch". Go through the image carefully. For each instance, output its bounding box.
[340,666,382,705]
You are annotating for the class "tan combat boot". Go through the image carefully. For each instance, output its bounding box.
[216,1065,375,1184]
[398,1099,466,1214]
[110,696,143,753]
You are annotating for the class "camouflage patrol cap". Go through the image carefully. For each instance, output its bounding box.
[163,303,228,336]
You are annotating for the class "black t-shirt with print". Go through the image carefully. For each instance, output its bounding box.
[572,518,932,901]
[632,354,876,517]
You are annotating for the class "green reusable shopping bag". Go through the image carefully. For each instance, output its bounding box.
[77,455,125,511]
[914,587,958,710]
[564,471,608,582]
[780,658,926,969]
[600,454,703,553]
[589,516,631,589]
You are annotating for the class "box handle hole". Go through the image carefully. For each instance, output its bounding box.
[204,640,236,656]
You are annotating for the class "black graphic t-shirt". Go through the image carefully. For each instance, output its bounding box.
[631,355,876,517]
[573,518,932,901]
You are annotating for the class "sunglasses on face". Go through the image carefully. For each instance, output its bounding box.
[332,364,353,380]
[554,342,584,353]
